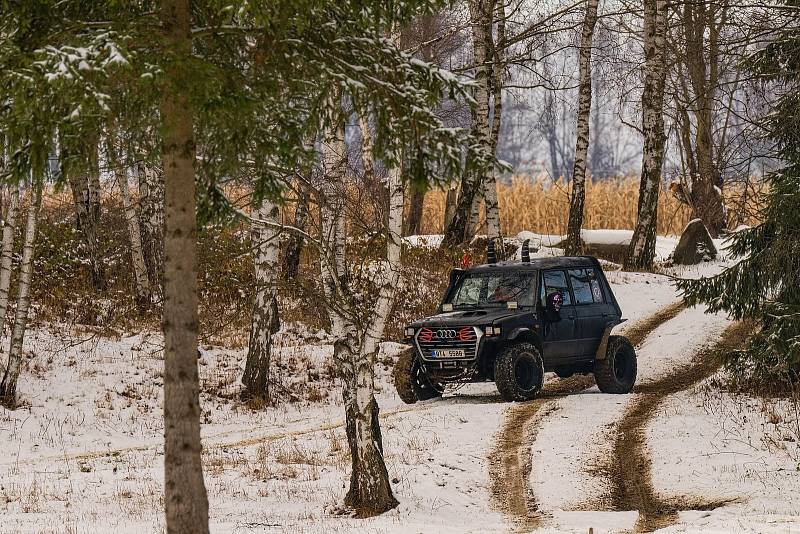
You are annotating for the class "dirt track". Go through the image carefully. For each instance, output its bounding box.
[487,300,686,531]
[604,320,751,532]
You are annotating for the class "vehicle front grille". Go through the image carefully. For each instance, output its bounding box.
[415,326,481,361]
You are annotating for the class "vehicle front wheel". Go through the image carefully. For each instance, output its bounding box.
[594,335,637,394]
[393,347,442,404]
[494,342,545,402]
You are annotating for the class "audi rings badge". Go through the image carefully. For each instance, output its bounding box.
[435,329,458,339]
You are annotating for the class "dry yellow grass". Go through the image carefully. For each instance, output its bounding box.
[420,175,754,237]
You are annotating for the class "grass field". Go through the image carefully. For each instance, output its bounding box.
[419,175,759,237]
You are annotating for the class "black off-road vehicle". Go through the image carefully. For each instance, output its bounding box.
[394,241,637,403]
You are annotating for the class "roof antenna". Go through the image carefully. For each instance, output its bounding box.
[487,239,497,264]
[521,239,530,263]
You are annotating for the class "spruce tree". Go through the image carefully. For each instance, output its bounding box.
[676,3,800,385]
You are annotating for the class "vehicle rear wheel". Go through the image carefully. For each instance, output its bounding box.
[594,335,637,394]
[494,342,544,402]
[393,347,442,404]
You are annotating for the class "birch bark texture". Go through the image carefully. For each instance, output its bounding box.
[120,167,151,309]
[442,0,492,248]
[320,122,348,338]
[625,0,669,270]
[160,0,210,531]
[0,186,20,339]
[138,163,165,296]
[333,115,401,515]
[243,197,280,399]
[107,137,151,309]
[0,181,42,406]
[484,0,506,245]
[565,0,600,256]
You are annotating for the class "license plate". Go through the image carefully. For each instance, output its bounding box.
[431,349,465,359]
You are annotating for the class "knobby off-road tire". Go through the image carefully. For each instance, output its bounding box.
[594,335,637,394]
[494,342,545,402]
[393,348,442,404]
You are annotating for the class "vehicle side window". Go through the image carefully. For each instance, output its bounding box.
[589,269,605,303]
[542,270,572,306]
[568,269,595,305]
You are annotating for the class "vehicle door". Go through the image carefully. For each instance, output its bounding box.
[540,269,578,360]
[568,267,610,357]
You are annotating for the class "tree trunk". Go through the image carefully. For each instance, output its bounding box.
[484,0,505,245]
[281,182,310,281]
[0,185,20,338]
[108,137,151,310]
[443,183,459,231]
[243,198,280,400]
[680,0,727,236]
[160,0,210,532]
[442,0,492,248]
[625,0,668,270]
[0,181,42,407]
[337,117,401,515]
[320,119,349,338]
[64,134,105,290]
[281,136,315,281]
[403,182,425,237]
[138,163,165,297]
[466,185,483,240]
[565,0,600,256]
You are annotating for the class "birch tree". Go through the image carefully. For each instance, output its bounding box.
[107,136,151,310]
[484,0,506,246]
[242,197,281,400]
[320,122,348,339]
[442,0,493,247]
[0,180,42,407]
[0,185,20,337]
[565,0,600,256]
[625,0,669,270]
[138,163,165,296]
[316,114,404,515]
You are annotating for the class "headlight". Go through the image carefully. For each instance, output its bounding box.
[485,326,494,335]
[405,327,415,337]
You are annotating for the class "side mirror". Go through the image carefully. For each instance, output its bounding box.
[545,291,563,321]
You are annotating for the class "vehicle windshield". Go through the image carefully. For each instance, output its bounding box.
[446,271,537,308]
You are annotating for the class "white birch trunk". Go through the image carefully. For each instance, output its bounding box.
[242,197,280,399]
[442,0,492,248]
[107,136,151,309]
[565,0,600,255]
[120,167,151,308]
[138,164,165,296]
[336,114,400,515]
[0,185,20,338]
[484,0,506,244]
[626,0,668,269]
[0,181,42,406]
[320,122,347,338]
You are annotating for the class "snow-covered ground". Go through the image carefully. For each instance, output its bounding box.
[1,235,798,534]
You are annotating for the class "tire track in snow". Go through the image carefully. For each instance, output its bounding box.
[3,390,499,467]
[487,300,686,531]
[601,320,751,532]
